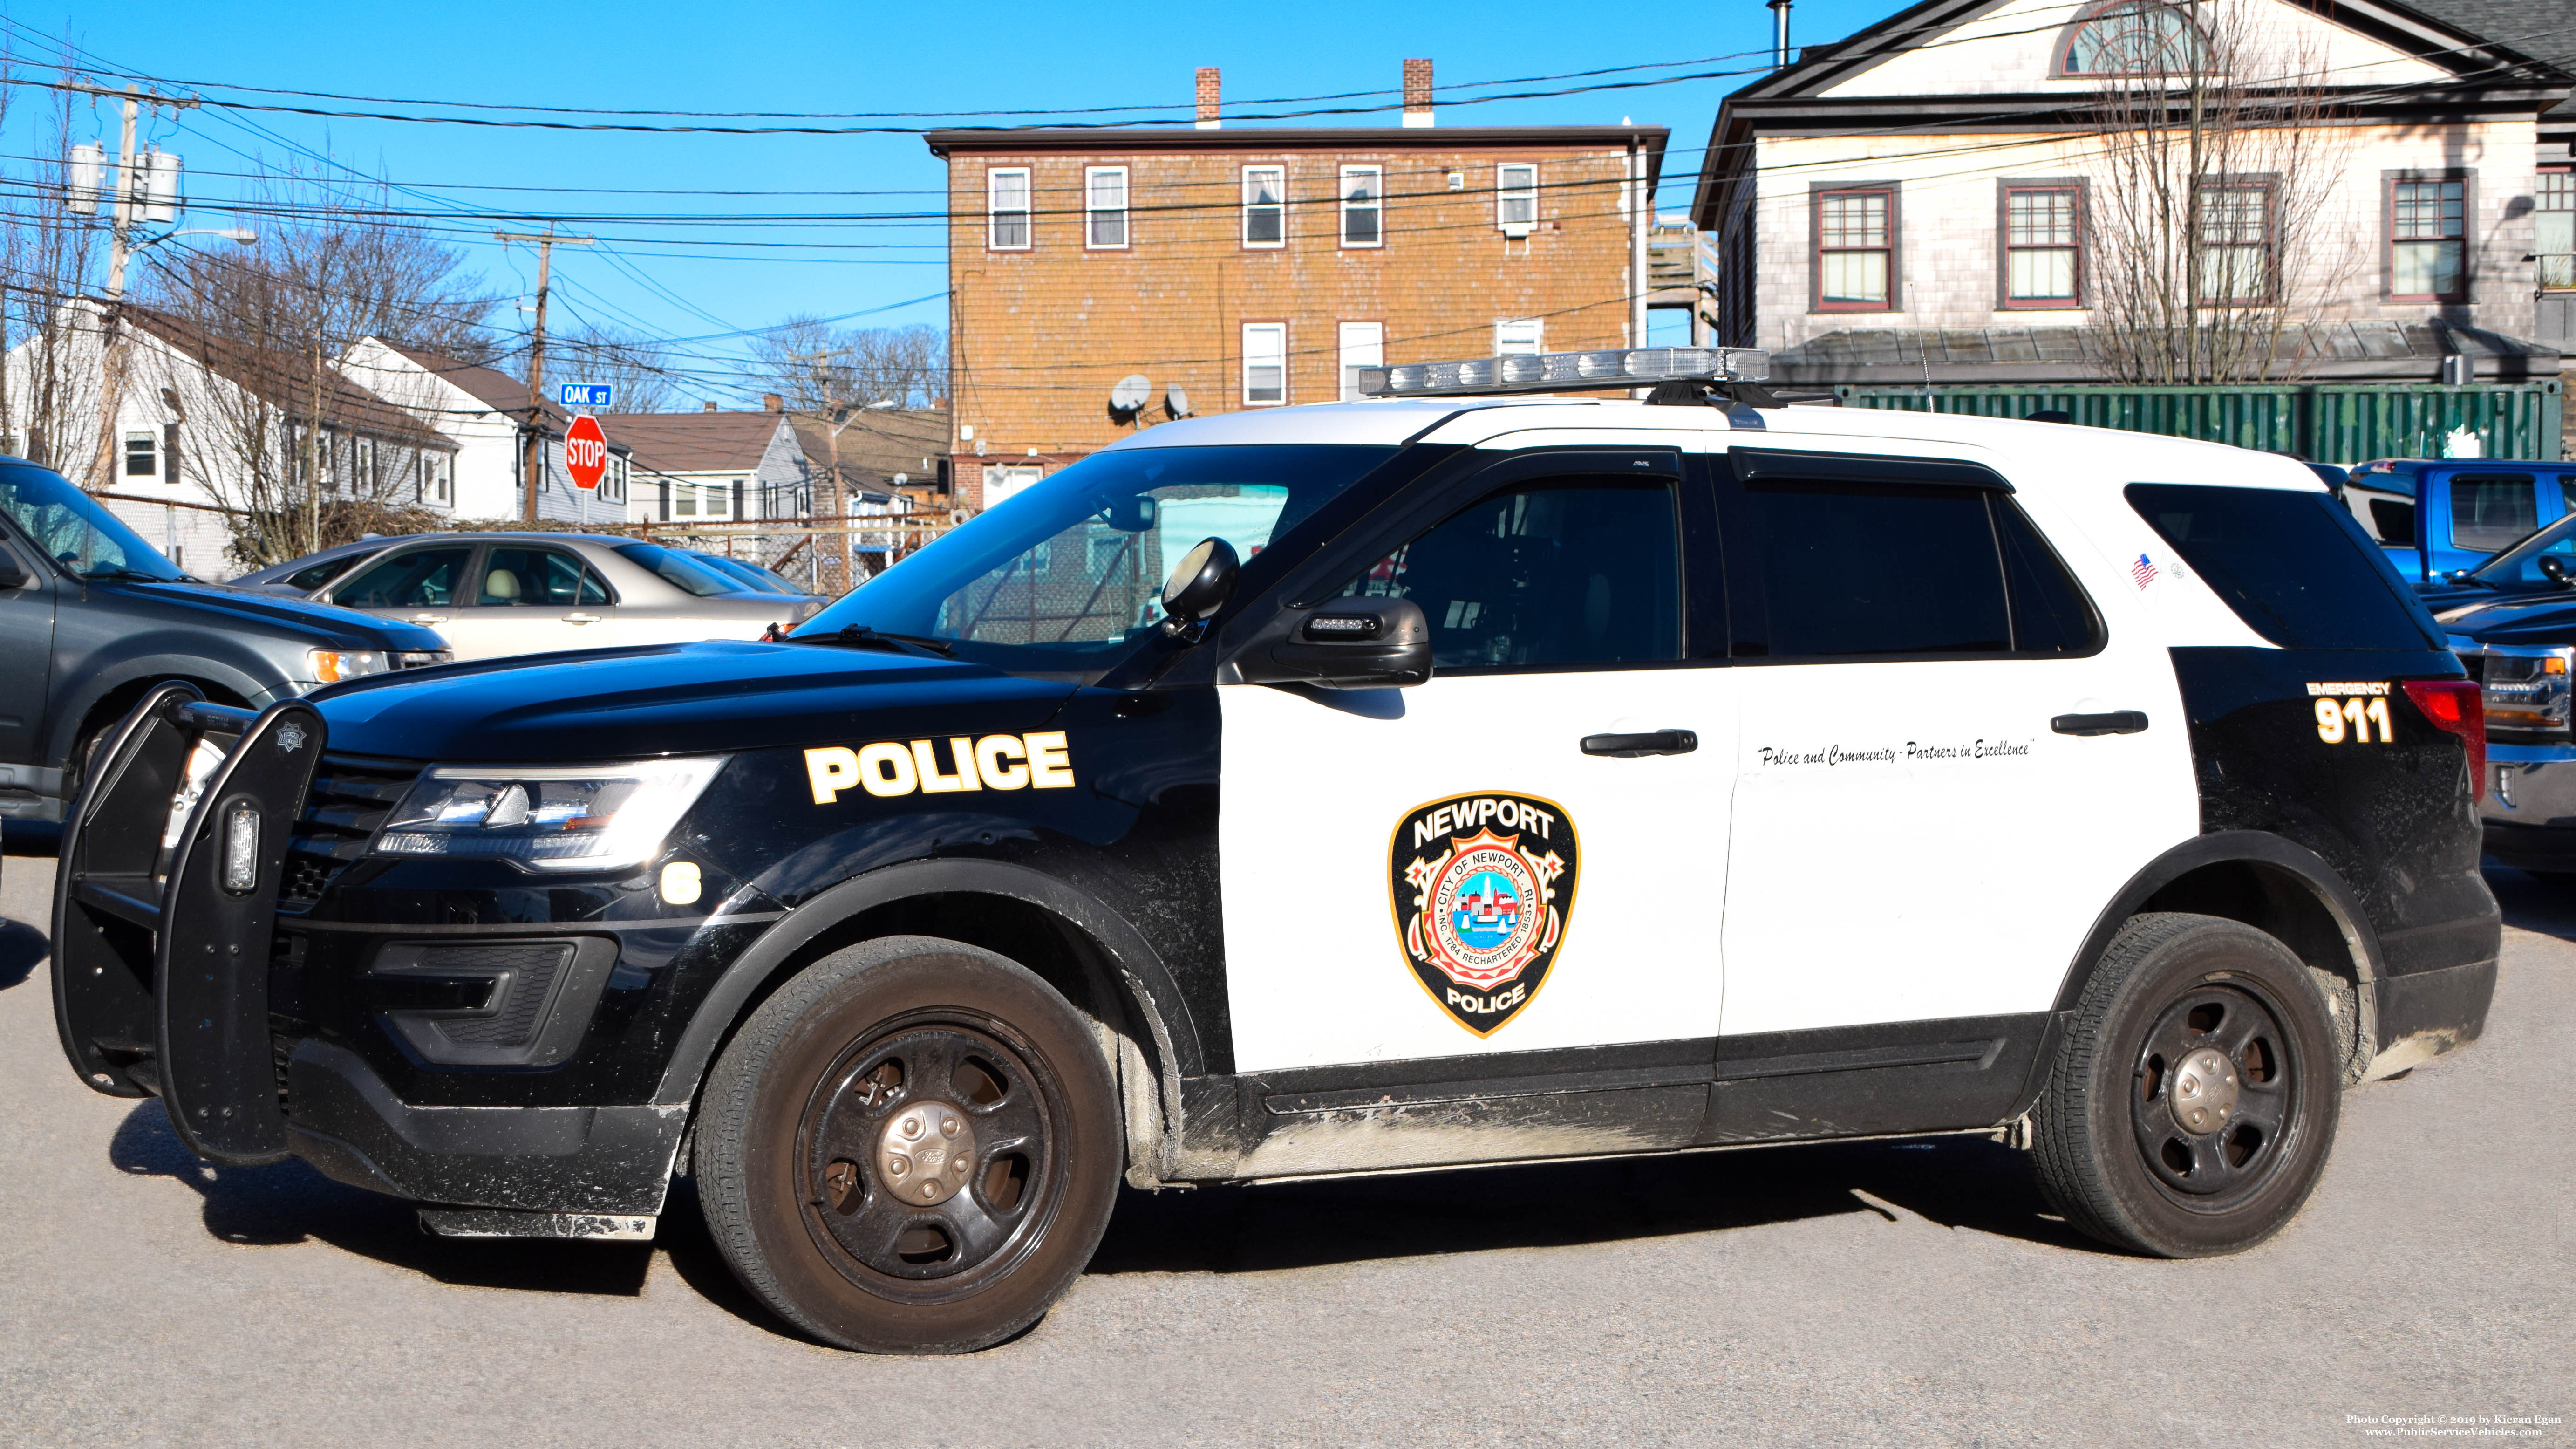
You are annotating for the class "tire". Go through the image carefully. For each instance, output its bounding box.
[2030,912,2342,1258]
[695,935,1121,1353]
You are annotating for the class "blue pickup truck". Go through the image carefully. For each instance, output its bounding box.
[2356,456,2576,877]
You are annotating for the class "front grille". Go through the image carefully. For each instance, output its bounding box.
[280,753,422,910]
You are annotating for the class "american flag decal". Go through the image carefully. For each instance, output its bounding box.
[2131,553,2159,589]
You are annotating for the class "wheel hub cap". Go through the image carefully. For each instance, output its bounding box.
[2169,1046,2241,1135]
[877,1100,977,1205]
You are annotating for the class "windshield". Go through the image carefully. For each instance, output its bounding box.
[798,444,1397,670]
[0,462,185,580]
[2468,508,2576,585]
[614,542,753,598]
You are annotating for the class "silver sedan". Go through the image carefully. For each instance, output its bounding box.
[237,533,826,663]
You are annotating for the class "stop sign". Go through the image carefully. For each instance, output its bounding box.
[564,414,608,491]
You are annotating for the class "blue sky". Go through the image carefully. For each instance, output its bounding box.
[7,0,1903,400]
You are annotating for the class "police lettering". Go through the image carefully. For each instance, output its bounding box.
[805,731,1075,803]
[1445,982,1528,1015]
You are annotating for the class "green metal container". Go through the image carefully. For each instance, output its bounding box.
[1834,381,2566,464]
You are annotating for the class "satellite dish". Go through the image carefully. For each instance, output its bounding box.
[1109,373,1152,419]
[1165,385,1194,420]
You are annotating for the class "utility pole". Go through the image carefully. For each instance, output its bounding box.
[494,226,592,523]
[789,346,854,592]
[68,82,198,491]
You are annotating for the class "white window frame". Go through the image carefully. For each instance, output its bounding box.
[987,167,1032,252]
[1336,321,1384,403]
[354,435,375,494]
[1339,165,1383,249]
[418,451,453,507]
[602,453,627,506]
[1242,322,1288,406]
[1494,318,1545,356]
[1085,165,1130,250]
[983,464,1044,511]
[123,429,157,479]
[673,480,734,522]
[1496,163,1539,235]
[1241,164,1286,249]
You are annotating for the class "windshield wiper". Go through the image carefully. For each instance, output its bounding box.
[793,623,955,657]
[80,565,177,583]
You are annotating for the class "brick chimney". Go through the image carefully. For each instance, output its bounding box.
[1402,58,1433,128]
[1196,68,1220,130]
[763,392,784,413]
[702,401,717,412]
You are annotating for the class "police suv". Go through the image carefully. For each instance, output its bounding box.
[52,347,2498,1354]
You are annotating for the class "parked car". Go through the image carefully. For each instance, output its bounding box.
[0,459,449,827]
[2344,457,2576,582]
[247,533,826,661]
[51,345,2496,1355]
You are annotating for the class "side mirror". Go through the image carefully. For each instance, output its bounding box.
[1159,537,1239,636]
[1255,598,1434,689]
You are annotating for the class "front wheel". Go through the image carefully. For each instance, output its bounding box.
[2030,912,2341,1257]
[695,935,1121,1353]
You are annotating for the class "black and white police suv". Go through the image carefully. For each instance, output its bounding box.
[53,347,2498,1353]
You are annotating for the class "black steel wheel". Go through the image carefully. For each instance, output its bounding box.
[2031,912,2341,1257]
[696,935,1120,1353]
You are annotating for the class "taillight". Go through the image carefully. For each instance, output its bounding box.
[2403,678,2486,790]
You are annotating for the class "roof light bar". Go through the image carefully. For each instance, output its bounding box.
[1356,346,1770,400]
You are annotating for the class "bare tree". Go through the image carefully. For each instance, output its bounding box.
[554,323,682,413]
[2085,2,2357,384]
[750,318,946,411]
[0,62,105,473]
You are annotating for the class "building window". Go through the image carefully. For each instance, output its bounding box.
[2058,0,2209,76]
[987,168,1031,251]
[2542,170,2574,291]
[1337,321,1383,402]
[602,454,627,506]
[1085,166,1129,250]
[354,435,375,494]
[315,428,337,491]
[1242,322,1287,405]
[1814,188,1896,310]
[1243,165,1285,248]
[2002,184,2083,307]
[2389,177,2468,302]
[123,430,155,478]
[1494,318,1545,355]
[418,452,451,506]
[2195,181,2274,304]
[1496,163,1538,234]
[1340,165,1383,248]
[983,464,1043,511]
[671,481,734,521]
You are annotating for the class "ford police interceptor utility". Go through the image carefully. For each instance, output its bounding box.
[52,347,2499,1355]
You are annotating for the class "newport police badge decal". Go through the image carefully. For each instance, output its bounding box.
[1389,792,1578,1036]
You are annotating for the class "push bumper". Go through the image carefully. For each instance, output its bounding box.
[2479,743,2576,872]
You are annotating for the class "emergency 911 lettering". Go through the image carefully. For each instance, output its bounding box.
[2307,681,2393,745]
[805,732,1075,802]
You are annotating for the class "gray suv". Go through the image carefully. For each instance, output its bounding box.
[0,460,449,827]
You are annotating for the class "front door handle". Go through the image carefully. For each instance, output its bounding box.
[1581,729,1698,758]
[408,613,450,625]
[563,612,604,625]
[2052,711,2150,736]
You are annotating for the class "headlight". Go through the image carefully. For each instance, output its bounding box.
[372,757,727,871]
[2476,647,2573,733]
[309,649,389,683]
[393,650,454,670]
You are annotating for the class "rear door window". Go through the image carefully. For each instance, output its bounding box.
[2448,473,2539,551]
[332,547,472,608]
[2126,484,2441,649]
[477,547,600,607]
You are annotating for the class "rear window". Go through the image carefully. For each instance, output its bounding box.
[614,542,750,597]
[2448,473,2539,551]
[2125,483,2440,650]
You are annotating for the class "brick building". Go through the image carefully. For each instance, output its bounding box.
[928,65,1665,509]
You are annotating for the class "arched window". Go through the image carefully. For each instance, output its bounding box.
[2059,0,2210,76]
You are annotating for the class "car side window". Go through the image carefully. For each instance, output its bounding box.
[1340,477,1682,671]
[1730,479,2098,659]
[478,547,593,607]
[333,547,471,608]
[2449,473,2538,551]
[287,552,375,592]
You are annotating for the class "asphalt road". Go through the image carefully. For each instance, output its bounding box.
[0,852,2567,1449]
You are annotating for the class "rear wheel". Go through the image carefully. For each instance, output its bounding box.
[2030,912,2341,1257]
[695,935,1120,1353]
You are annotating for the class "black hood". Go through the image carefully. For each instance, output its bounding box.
[2429,591,2576,645]
[310,640,1076,761]
[105,578,449,650]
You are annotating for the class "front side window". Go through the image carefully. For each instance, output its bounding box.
[1243,165,1285,247]
[123,430,156,478]
[1816,189,1895,310]
[798,444,1398,673]
[2196,183,2273,303]
[334,547,471,608]
[1243,322,1287,405]
[2450,473,2540,552]
[1341,165,1383,247]
[1496,163,1538,232]
[1342,478,1682,672]
[1337,321,1384,403]
[1733,479,2095,658]
[988,167,1031,251]
[1085,166,1129,249]
[2541,170,2573,291]
[2390,177,2467,301]
[478,547,606,607]
[2003,185,2082,306]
